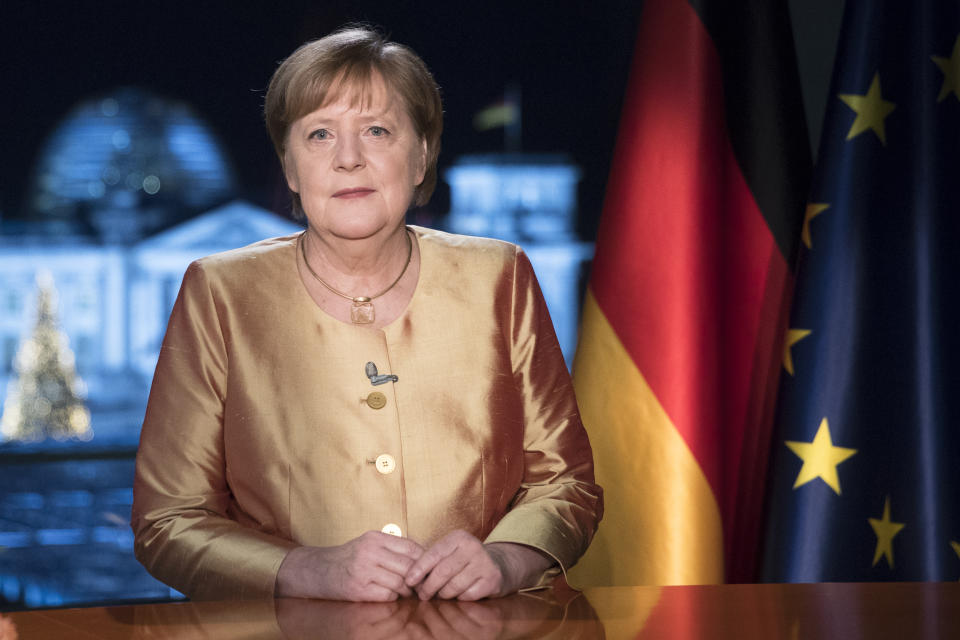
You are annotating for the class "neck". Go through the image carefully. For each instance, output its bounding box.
[302,224,411,293]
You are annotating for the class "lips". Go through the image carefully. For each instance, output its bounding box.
[332,187,375,198]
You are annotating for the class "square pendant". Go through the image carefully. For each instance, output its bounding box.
[351,301,375,324]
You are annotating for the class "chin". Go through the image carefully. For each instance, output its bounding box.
[328,217,401,241]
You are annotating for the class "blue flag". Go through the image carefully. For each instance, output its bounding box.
[761,0,960,581]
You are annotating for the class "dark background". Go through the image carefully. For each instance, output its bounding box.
[1,1,651,238]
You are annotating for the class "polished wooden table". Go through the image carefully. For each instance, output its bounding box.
[4,582,959,639]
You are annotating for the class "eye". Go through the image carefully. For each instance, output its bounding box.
[368,126,389,137]
[309,128,329,140]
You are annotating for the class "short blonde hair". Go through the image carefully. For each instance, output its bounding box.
[264,27,443,216]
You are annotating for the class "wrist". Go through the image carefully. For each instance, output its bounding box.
[276,545,335,599]
[276,546,309,598]
[484,542,555,595]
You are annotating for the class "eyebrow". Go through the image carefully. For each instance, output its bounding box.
[298,107,400,128]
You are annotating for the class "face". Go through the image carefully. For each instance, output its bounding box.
[283,75,427,241]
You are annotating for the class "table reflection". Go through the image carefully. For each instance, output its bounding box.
[123,588,602,639]
[6,582,960,639]
[581,582,960,639]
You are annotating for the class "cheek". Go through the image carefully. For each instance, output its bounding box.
[283,154,300,193]
[413,143,427,184]
[406,155,425,187]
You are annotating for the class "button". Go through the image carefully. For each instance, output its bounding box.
[375,454,396,474]
[382,523,402,537]
[366,392,387,409]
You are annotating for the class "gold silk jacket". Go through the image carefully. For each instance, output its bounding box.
[131,226,602,599]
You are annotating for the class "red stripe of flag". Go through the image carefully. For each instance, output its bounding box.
[589,0,803,580]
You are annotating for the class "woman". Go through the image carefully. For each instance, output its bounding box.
[132,26,602,602]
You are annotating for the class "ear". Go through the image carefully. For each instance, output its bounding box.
[282,150,300,193]
[414,138,428,186]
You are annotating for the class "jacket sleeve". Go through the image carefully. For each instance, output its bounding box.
[484,247,604,583]
[131,261,297,599]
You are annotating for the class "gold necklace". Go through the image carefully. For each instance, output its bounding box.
[299,229,413,324]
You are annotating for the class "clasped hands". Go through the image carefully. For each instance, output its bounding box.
[276,530,552,602]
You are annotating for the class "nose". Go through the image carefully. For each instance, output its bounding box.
[334,133,364,171]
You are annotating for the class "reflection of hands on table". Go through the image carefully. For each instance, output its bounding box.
[407,599,507,639]
[276,599,411,640]
[275,531,425,601]
[275,593,574,640]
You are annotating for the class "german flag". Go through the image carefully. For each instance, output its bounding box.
[569,0,811,585]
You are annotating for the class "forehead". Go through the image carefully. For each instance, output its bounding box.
[306,72,404,119]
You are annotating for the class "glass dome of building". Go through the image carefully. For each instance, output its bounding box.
[26,87,235,243]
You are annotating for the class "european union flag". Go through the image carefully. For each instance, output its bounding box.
[761,0,960,581]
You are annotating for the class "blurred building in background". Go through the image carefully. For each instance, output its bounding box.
[0,88,302,444]
[0,88,591,608]
[445,154,592,365]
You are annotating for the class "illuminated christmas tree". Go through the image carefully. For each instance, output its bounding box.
[1,273,92,443]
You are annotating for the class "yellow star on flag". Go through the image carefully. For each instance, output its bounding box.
[801,203,829,249]
[783,329,812,376]
[932,34,960,103]
[869,496,905,568]
[839,72,897,145]
[786,418,857,495]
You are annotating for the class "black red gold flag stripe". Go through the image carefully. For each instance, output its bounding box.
[569,0,810,585]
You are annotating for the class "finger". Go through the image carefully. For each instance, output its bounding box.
[369,566,415,598]
[346,538,418,598]
[437,566,484,600]
[405,549,451,588]
[377,532,426,559]
[356,582,401,602]
[436,548,502,601]
[393,582,414,599]
[374,546,420,577]
[455,575,499,601]
[405,533,462,586]
[417,552,472,600]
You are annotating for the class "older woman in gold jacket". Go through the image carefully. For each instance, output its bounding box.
[131,26,602,602]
